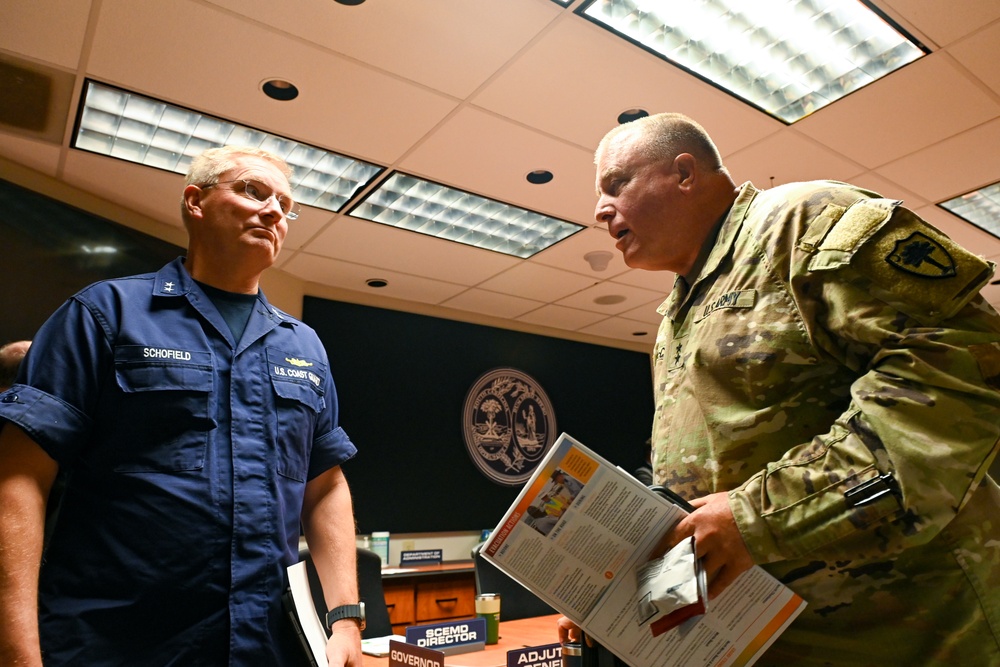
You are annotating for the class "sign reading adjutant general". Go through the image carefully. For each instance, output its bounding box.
[404,618,487,656]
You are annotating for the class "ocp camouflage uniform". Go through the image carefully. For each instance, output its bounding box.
[653,181,1000,666]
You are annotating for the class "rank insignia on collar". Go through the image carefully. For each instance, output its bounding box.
[886,232,956,278]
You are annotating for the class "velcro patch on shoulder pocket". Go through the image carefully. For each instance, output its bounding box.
[848,204,993,324]
[807,198,898,272]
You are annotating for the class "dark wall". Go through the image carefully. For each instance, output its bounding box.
[303,297,655,534]
[0,178,183,343]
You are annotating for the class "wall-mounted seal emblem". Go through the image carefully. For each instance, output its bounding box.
[462,368,557,486]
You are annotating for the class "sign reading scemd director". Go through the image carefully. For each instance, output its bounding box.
[405,618,487,656]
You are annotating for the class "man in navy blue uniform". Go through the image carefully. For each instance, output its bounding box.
[0,146,363,666]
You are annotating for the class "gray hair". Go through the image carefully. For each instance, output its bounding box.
[184,145,292,186]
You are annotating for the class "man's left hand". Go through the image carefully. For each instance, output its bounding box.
[325,622,363,667]
[659,491,754,599]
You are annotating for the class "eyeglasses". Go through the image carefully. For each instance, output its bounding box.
[200,178,300,220]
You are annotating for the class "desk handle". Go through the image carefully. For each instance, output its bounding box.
[435,597,458,605]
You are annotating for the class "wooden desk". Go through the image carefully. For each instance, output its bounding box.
[362,614,563,667]
[381,562,478,634]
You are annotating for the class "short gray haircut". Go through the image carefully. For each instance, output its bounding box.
[184,145,292,186]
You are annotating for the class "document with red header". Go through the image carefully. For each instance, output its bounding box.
[481,433,806,667]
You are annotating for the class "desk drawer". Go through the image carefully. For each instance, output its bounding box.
[415,576,476,622]
[383,582,415,626]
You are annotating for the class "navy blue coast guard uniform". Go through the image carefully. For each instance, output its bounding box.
[0,258,356,665]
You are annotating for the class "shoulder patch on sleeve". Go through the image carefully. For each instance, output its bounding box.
[850,205,994,324]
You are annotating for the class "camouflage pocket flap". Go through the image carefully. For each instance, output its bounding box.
[807,198,898,272]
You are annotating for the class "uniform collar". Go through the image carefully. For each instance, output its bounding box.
[152,257,296,327]
[659,182,760,320]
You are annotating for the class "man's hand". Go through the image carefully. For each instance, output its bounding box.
[325,621,363,667]
[556,616,592,647]
[659,491,754,599]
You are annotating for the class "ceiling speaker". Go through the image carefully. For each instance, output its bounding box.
[0,54,75,144]
[0,59,52,132]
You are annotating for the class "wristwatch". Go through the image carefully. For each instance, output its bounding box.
[326,602,366,631]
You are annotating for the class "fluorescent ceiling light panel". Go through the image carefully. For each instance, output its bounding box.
[940,183,1000,239]
[579,0,926,123]
[73,80,382,213]
[351,172,584,258]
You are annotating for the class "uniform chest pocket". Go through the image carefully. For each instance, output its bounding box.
[267,348,326,481]
[691,286,816,406]
[109,346,215,473]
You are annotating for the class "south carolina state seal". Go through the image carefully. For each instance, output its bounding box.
[462,368,557,485]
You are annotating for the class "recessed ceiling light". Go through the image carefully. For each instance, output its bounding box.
[334,0,366,5]
[261,79,299,101]
[526,170,554,185]
[617,108,649,124]
[350,172,583,259]
[366,278,388,288]
[594,294,627,305]
[579,0,927,123]
[631,331,649,337]
[939,182,1000,239]
[72,80,383,215]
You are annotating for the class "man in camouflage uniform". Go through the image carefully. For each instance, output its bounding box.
[593,113,1000,665]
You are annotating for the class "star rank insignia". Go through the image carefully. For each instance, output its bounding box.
[162,281,175,293]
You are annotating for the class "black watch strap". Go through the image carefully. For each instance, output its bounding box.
[326,602,366,631]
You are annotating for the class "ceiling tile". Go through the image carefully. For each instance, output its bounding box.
[1,0,92,69]
[608,268,674,294]
[724,129,865,188]
[578,316,656,345]
[619,298,667,326]
[399,106,597,225]
[515,304,607,331]
[880,0,1000,47]
[440,288,544,320]
[61,152,187,232]
[205,0,560,99]
[531,227,627,277]
[476,263,598,302]
[86,0,457,164]
[0,134,63,178]
[876,117,1000,202]
[473,16,781,156]
[847,172,928,208]
[282,253,466,306]
[946,22,1000,96]
[303,216,517,285]
[795,54,1000,168]
[555,281,664,315]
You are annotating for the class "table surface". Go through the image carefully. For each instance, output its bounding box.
[362,614,563,667]
[381,560,475,580]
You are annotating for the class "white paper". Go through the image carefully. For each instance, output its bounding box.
[287,560,329,666]
[480,432,806,667]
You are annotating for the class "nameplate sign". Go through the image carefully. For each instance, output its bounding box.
[388,639,444,667]
[400,549,443,566]
[507,643,562,667]
[405,618,487,655]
